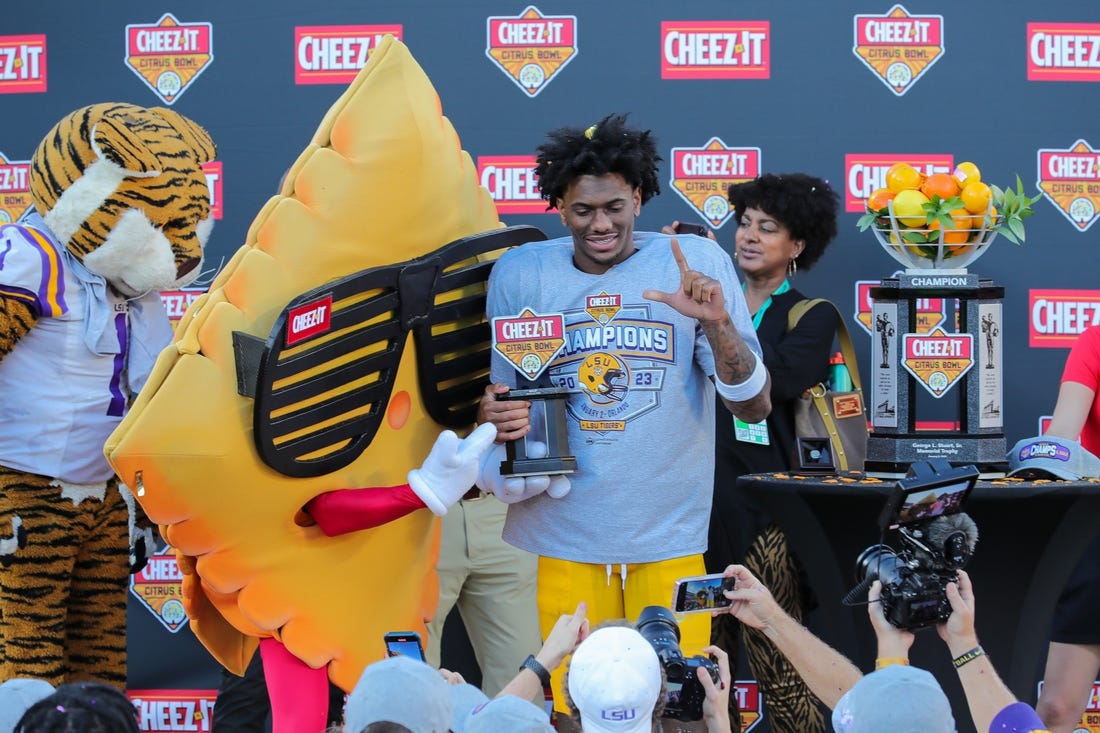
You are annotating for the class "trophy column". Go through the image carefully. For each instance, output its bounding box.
[866,272,1006,477]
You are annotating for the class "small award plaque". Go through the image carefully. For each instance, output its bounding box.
[491,309,577,477]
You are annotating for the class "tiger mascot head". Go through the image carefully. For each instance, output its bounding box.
[28,102,216,298]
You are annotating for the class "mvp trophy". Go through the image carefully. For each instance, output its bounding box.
[491,308,577,477]
[864,194,1008,478]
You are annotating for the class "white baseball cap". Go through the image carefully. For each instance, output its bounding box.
[566,626,662,733]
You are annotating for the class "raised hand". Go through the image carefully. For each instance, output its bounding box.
[642,238,727,324]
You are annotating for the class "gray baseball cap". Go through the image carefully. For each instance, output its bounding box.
[1006,435,1100,480]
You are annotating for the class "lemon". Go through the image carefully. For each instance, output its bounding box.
[892,189,930,227]
[953,161,981,189]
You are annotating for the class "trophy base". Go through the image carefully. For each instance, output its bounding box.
[865,433,1007,479]
[500,456,577,478]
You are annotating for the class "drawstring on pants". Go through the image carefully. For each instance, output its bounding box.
[604,563,628,590]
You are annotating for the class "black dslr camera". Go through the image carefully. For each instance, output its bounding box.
[846,459,980,630]
[635,606,719,722]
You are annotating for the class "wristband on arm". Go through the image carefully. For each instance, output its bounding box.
[714,355,767,402]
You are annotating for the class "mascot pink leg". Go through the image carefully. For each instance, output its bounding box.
[260,638,330,733]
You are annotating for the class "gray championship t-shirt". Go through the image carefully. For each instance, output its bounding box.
[487,231,761,564]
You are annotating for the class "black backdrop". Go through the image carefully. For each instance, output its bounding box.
[3,2,1099,730]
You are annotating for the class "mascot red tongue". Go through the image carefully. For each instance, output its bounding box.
[106,35,526,729]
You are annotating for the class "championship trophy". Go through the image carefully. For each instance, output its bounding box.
[491,308,577,476]
[858,166,1037,478]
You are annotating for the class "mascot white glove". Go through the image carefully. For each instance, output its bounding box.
[408,422,498,515]
[476,439,572,503]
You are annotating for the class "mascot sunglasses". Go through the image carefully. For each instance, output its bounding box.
[235,226,545,478]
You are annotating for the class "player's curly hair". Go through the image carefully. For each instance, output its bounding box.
[727,173,839,271]
[534,113,662,210]
[13,681,140,732]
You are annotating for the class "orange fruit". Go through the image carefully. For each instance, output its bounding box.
[960,181,992,214]
[929,209,973,252]
[921,173,960,201]
[892,189,930,227]
[886,163,924,193]
[866,188,896,212]
[953,161,981,189]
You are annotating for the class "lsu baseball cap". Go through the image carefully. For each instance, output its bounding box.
[566,626,662,733]
[1006,435,1100,481]
[831,664,955,733]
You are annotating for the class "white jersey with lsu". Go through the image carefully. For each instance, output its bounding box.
[0,212,172,484]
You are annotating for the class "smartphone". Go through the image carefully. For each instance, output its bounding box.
[671,573,735,614]
[675,222,710,237]
[383,631,425,661]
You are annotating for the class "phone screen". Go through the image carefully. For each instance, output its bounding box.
[673,574,733,613]
[384,633,425,661]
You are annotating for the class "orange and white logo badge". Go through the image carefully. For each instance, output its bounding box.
[1027,23,1100,82]
[585,292,622,325]
[128,690,217,732]
[493,308,566,380]
[902,327,973,398]
[669,138,760,228]
[660,20,770,79]
[734,680,763,731]
[844,153,953,212]
[478,155,544,215]
[202,160,222,221]
[0,152,31,224]
[486,6,577,97]
[125,13,213,105]
[1037,140,1100,231]
[294,25,402,85]
[854,280,947,335]
[0,34,46,94]
[129,546,189,633]
[853,5,944,96]
[1029,289,1100,347]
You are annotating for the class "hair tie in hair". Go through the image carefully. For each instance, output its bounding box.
[584,124,597,139]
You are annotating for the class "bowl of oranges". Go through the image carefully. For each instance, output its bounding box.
[858,161,1037,272]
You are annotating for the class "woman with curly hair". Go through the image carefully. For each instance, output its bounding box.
[702,173,841,733]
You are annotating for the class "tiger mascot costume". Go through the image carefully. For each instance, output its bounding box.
[0,102,215,688]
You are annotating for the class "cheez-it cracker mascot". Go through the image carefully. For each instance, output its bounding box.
[106,37,542,731]
[0,102,215,688]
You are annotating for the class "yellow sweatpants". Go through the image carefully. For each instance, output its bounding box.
[537,554,711,714]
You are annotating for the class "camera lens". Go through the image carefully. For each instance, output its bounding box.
[855,544,904,587]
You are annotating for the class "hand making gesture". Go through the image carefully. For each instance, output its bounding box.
[643,238,728,324]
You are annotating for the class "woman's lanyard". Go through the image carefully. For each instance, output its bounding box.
[734,279,790,445]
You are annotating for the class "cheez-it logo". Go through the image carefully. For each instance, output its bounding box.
[286,295,333,346]
[852,4,944,96]
[669,138,760,228]
[1027,22,1100,82]
[1036,140,1100,232]
[660,20,770,79]
[0,152,32,223]
[124,13,213,105]
[485,6,577,97]
[294,25,402,85]
[0,34,47,94]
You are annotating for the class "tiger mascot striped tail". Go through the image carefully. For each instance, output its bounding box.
[0,102,215,688]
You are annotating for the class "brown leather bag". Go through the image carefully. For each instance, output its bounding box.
[788,299,869,472]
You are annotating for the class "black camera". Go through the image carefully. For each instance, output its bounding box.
[635,605,719,722]
[847,459,980,630]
